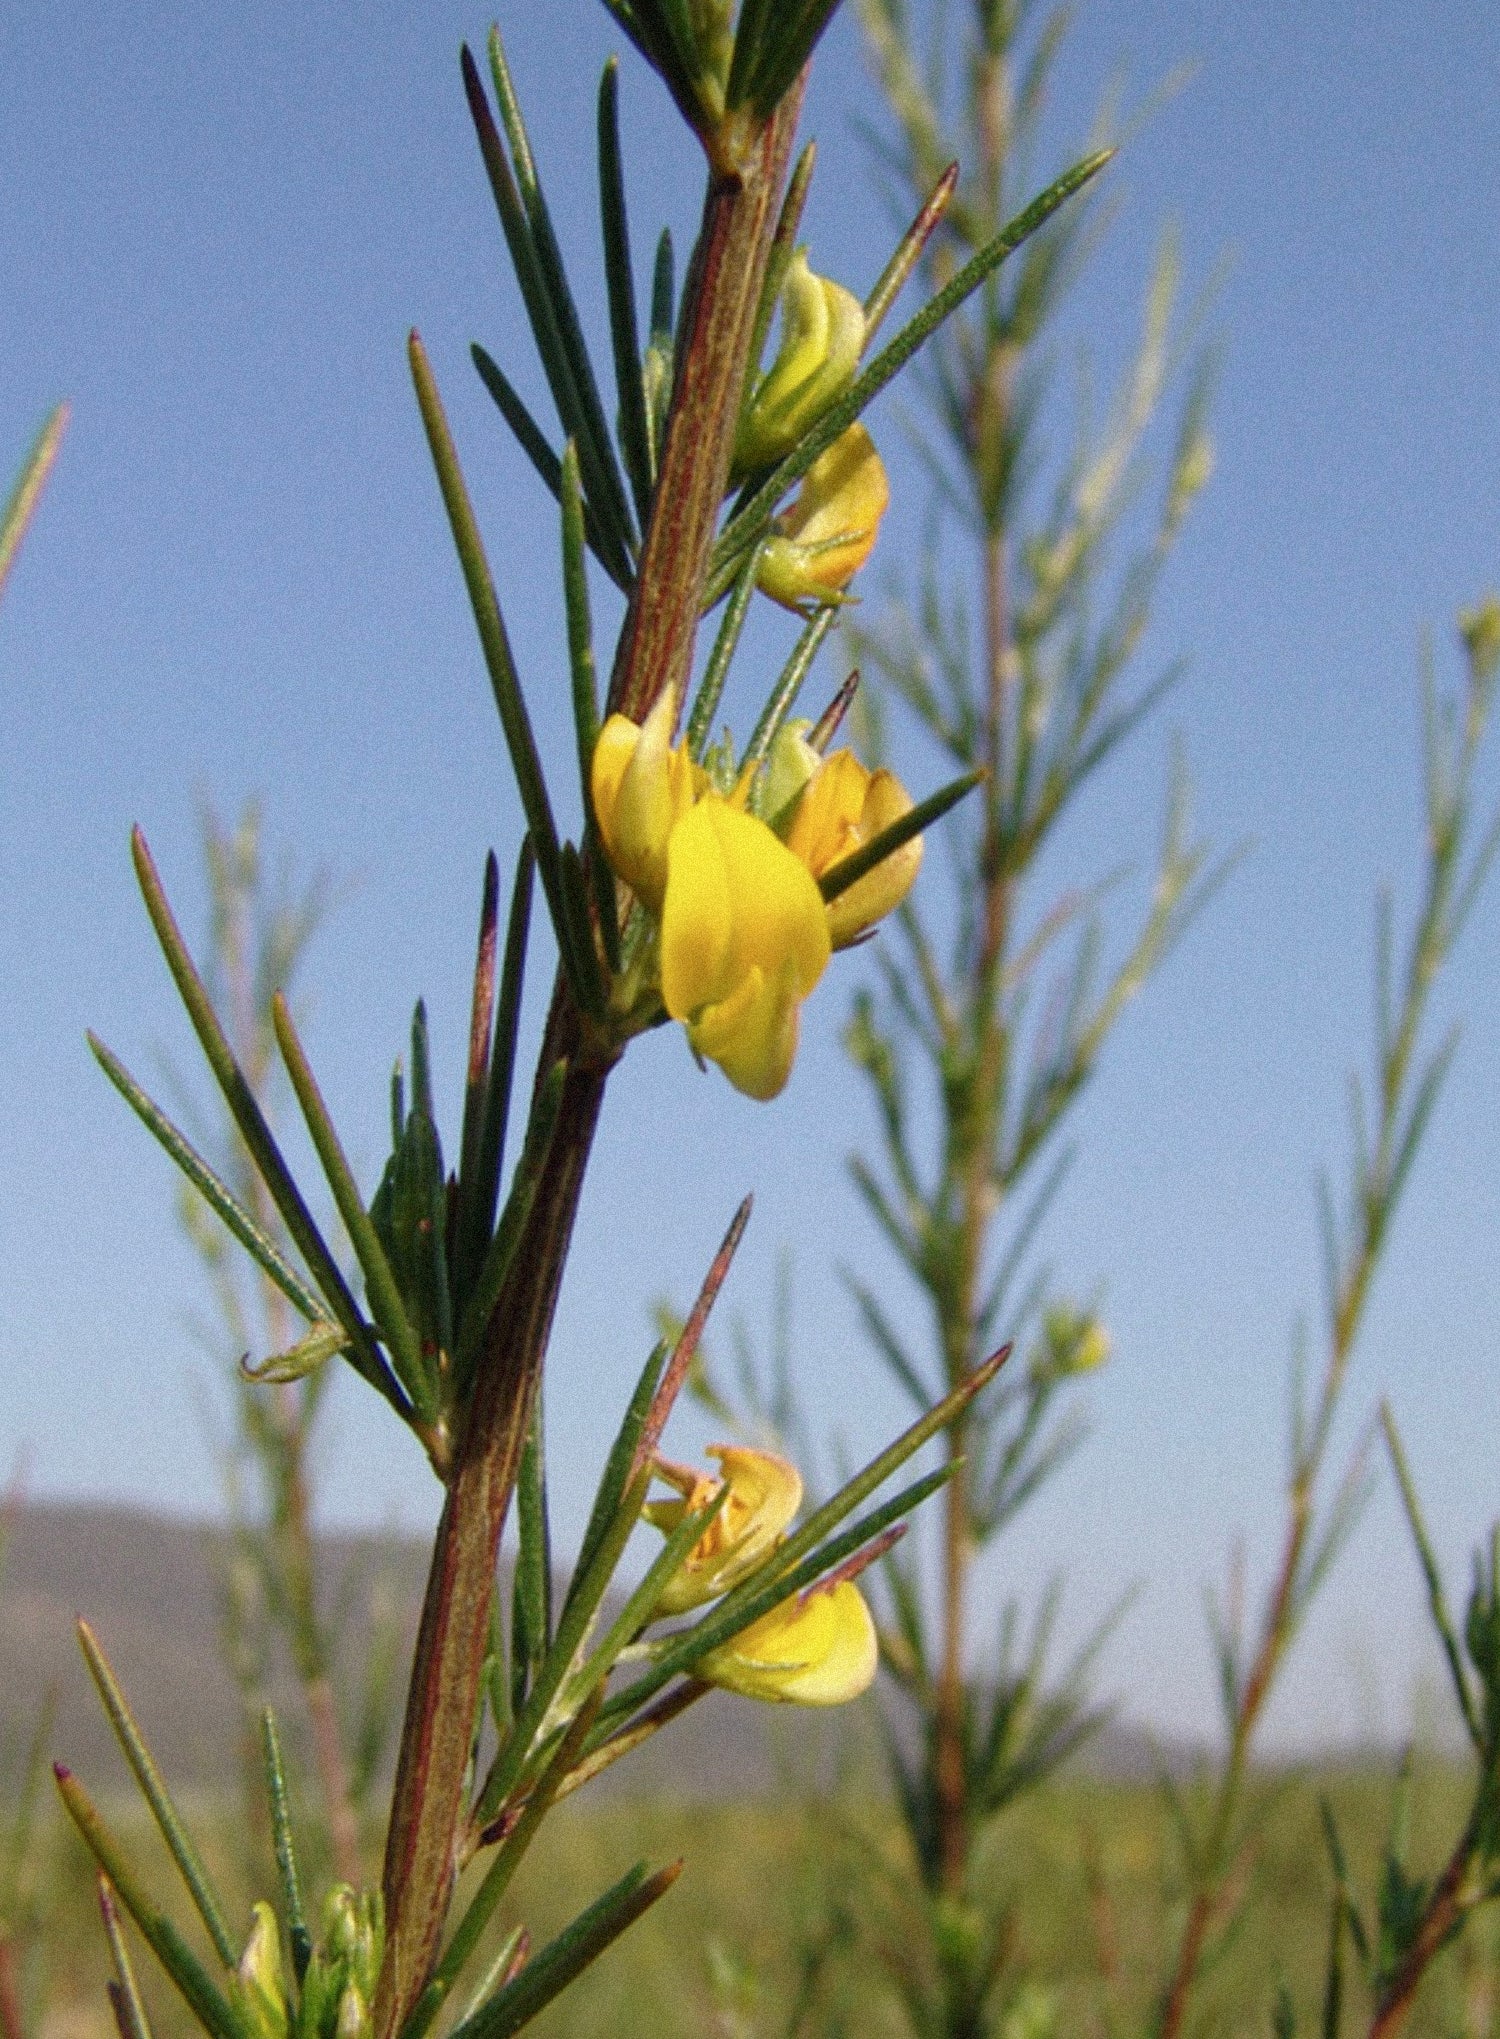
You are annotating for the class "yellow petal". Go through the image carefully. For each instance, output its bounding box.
[688,961,803,1102]
[590,690,699,913]
[660,798,735,1019]
[697,1581,877,1705]
[650,1444,803,1615]
[661,799,830,1098]
[757,426,889,610]
[825,768,922,949]
[785,749,923,947]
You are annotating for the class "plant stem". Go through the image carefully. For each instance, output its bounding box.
[933,49,1013,1907]
[607,88,803,726]
[0,1938,24,2039]
[376,87,805,2035]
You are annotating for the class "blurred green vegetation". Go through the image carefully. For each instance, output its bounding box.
[17,1761,1500,2039]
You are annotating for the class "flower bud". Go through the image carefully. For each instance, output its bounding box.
[233,1903,289,2039]
[757,425,889,612]
[335,1987,371,2039]
[736,251,865,474]
[783,748,922,948]
[1035,1305,1111,1382]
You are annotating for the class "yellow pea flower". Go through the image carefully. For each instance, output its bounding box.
[697,1579,878,1706]
[590,687,702,913]
[736,250,866,474]
[757,424,890,612]
[644,1444,803,1615]
[783,747,923,948]
[661,795,831,1099]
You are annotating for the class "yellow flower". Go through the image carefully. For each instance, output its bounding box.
[661,795,831,1099]
[644,1444,803,1615]
[736,250,866,474]
[758,424,890,612]
[590,687,702,913]
[697,1579,878,1706]
[783,747,923,948]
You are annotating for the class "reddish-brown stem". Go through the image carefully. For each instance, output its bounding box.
[376,88,804,2035]
[1367,1816,1480,2037]
[377,996,609,2035]
[0,1939,24,2039]
[607,93,802,726]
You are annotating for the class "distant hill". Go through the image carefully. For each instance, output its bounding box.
[0,1501,1181,1800]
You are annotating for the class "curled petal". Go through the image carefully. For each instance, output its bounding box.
[758,425,890,611]
[785,748,923,946]
[697,1580,878,1705]
[591,689,701,912]
[645,1444,803,1614]
[736,251,866,474]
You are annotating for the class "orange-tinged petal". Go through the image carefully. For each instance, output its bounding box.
[647,1445,803,1615]
[785,749,923,947]
[697,1581,878,1705]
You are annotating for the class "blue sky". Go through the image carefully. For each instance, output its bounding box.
[3,0,1499,1747]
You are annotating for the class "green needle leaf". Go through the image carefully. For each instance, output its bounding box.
[447,1859,683,2039]
[408,333,568,953]
[127,830,405,1415]
[271,994,433,1419]
[88,1033,326,1327]
[0,403,67,603]
[260,1711,311,1984]
[56,1769,244,2039]
[819,768,986,904]
[597,61,654,531]
[76,1622,238,1967]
